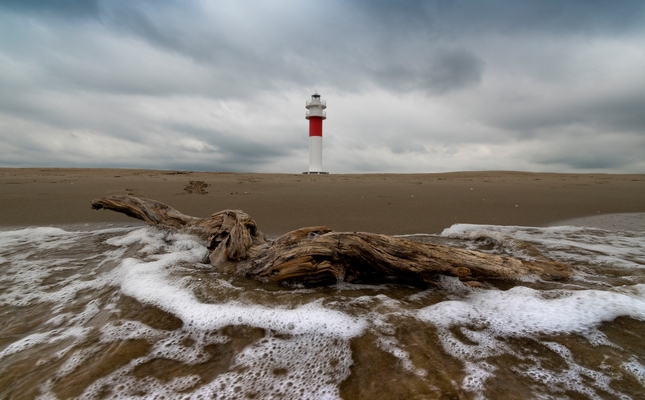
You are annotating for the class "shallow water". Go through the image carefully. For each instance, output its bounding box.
[1,219,644,399]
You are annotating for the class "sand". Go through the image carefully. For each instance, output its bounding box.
[1,168,644,235]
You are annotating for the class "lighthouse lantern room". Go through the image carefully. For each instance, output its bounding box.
[303,92,328,174]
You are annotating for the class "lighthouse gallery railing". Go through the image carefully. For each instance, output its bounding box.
[306,110,327,118]
[306,99,327,107]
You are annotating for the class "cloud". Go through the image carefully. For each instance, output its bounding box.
[353,0,645,36]
[0,0,102,18]
[0,0,644,173]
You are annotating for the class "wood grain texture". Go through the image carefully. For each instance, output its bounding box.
[92,195,571,287]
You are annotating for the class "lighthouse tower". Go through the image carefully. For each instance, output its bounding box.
[304,92,328,174]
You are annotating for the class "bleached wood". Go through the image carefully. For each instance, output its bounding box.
[92,195,571,287]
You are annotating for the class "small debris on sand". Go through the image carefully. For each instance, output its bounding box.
[184,180,208,194]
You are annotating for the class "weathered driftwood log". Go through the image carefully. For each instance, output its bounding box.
[92,195,571,287]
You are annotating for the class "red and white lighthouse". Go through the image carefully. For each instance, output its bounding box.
[304,92,328,174]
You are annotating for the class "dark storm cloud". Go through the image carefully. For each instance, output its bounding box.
[529,132,645,171]
[87,0,644,99]
[1,0,644,173]
[0,0,102,18]
[172,123,298,160]
[423,48,485,93]
[9,0,643,34]
[363,51,483,94]
[353,0,645,36]
[478,86,645,139]
[590,94,645,133]
[13,0,639,100]
[75,0,490,96]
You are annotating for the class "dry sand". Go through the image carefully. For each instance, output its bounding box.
[1,168,644,235]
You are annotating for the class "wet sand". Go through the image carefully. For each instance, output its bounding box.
[1,168,644,235]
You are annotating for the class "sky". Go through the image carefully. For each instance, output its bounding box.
[1,0,644,174]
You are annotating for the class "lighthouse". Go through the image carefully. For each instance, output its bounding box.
[304,92,328,174]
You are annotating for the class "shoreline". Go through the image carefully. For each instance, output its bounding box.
[2,168,644,235]
[548,212,645,232]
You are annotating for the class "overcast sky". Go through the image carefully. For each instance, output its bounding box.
[1,0,644,173]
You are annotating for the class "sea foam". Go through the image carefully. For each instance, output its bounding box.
[113,229,366,338]
[418,284,645,337]
[2,222,645,399]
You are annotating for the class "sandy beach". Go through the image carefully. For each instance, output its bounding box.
[2,168,645,399]
[1,168,644,235]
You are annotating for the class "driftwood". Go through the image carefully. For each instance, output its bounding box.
[91,195,571,288]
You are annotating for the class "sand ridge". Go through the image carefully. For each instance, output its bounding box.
[1,168,644,235]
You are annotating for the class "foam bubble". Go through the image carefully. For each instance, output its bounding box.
[419,285,645,336]
[462,361,496,392]
[376,336,426,377]
[441,224,537,259]
[418,284,645,394]
[31,226,364,399]
[114,234,366,339]
[519,341,623,398]
[0,326,90,361]
[190,334,354,399]
[441,223,645,270]
[624,357,645,385]
[0,226,136,308]
[3,221,644,399]
[0,226,73,247]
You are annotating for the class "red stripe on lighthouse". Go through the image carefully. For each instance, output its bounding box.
[309,117,323,137]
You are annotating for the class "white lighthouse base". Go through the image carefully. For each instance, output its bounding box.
[303,136,328,174]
